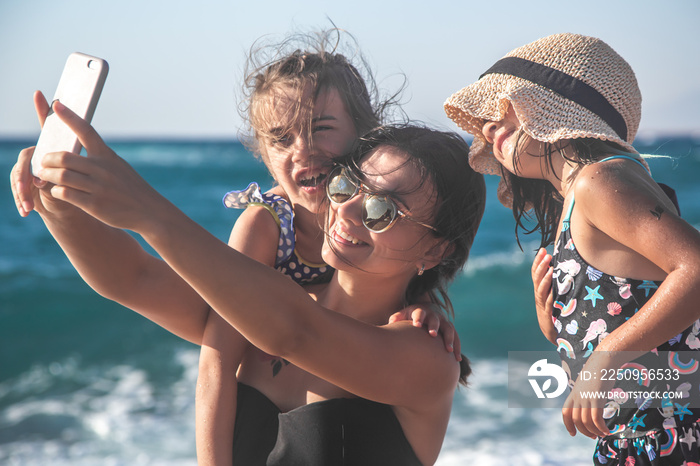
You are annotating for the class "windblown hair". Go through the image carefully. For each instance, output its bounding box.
[331,125,487,384]
[508,134,633,248]
[238,28,404,161]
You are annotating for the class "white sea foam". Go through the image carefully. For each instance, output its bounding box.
[437,359,596,465]
[464,240,541,276]
[1,353,597,465]
[0,350,199,465]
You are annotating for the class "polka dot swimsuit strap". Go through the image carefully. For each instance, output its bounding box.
[222,182,296,265]
[222,182,329,284]
[260,192,296,267]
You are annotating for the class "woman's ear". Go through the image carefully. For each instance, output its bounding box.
[422,239,454,271]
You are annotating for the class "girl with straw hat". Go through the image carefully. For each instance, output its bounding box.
[445,32,700,465]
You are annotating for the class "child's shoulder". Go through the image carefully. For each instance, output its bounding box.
[572,157,664,222]
[573,157,649,199]
[236,200,282,229]
[229,206,281,266]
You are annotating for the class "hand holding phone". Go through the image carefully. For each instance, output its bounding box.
[31,52,108,176]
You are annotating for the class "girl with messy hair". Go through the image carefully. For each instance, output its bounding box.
[197,29,460,464]
[197,29,391,463]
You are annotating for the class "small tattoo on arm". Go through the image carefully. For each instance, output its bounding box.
[271,357,290,377]
[650,205,665,220]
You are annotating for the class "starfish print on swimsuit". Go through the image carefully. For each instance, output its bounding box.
[680,425,697,449]
[584,285,604,307]
[674,402,693,421]
[627,414,647,430]
[637,281,658,298]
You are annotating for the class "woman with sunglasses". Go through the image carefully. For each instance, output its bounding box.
[22,98,485,465]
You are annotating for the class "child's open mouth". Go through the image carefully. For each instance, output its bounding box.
[299,173,327,188]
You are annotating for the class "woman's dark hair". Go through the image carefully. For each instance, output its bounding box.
[331,124,486,384]
[509,135,631,249]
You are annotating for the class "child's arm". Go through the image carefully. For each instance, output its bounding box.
[11,92,209,343]
[388,302,461,360]
[196,311,249,466]
[196,202,280,464]
[561,163,700,439]
[575,163,700,349]
[531,248,557,344]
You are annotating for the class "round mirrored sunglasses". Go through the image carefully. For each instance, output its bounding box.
[325,165,438,234]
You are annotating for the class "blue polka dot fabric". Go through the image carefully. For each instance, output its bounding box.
[223,182,329,284]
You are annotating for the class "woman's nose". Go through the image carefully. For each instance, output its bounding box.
[335,192,364,227]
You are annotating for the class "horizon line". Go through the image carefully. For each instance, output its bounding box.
[1,131,699,145]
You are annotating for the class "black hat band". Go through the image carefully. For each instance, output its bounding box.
[480,57,627,141]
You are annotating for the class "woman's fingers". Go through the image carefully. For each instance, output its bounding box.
[11,155,30,216]
[11,147,39,216]
[12,91,51,216]
[440,321,461,360]
[536,267,553,306]
[34,90,51,127]
[52,100,108,157]
[37,154,95,192]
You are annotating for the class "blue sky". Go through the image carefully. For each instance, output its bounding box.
[1,0,698,140]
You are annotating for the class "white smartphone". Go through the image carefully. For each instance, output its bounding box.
[31,52,109,176]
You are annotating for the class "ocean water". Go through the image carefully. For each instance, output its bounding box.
[2,136,699,465]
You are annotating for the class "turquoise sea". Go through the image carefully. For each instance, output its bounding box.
[1,136,699,465]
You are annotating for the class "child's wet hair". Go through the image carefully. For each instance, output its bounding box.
[508,136,634,249]
[238,29,403,160]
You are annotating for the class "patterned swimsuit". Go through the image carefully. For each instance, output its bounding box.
[552,156,700,465]
[223,182,330,283]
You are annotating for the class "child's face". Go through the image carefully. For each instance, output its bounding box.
[481,104,545,179]
[261,84,358,213]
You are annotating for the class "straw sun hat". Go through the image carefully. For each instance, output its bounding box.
[444,33,642,207]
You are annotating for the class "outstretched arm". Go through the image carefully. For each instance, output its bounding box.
[11,92,209,344]
[37,101,461,411]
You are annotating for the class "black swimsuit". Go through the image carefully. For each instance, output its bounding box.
[232,383,423,466]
